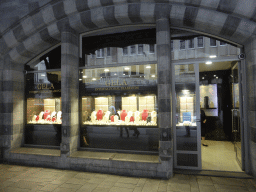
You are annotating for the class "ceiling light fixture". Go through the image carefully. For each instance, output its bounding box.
[205,61,212,65]
[83,76,87,78]
[79,79,82,81]
[151,75,155,77]
[104,69,109,72]
[146,66,151,69]
[124,67,130,70]
[92,78,96,80]
[209,55,217,58]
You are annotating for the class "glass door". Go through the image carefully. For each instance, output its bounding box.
[173,63,201,169]
[232,63,243,170]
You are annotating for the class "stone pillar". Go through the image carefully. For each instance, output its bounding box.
[1,55,24,156]
[156,5,173,178]
[60,25,79,157]
[244,36,256,176]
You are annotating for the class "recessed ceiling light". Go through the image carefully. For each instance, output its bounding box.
[114,73,117,75]
[205,61,212,65]
[83,76,87,78]
[81,71,83,73]
[216,77,218,79]
[214,75,216,77]
[41,74,45,76]
[209,55,217,58]
[146,66,151,69]
[151,75,155,77]
[92,78,96,80]
[202,77,204,79]
[123,73,125,75]
[79,79,82,81]
[104,69,109,72]
[124,67,130,70]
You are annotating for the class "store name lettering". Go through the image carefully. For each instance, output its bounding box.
[105,80,127,86]
[36,83,54,90]
[95,86,139,91]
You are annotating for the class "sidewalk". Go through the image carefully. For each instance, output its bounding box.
[0,164,256,192]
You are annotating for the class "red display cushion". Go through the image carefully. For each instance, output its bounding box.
[142,109,149,121]
[97,109,103,120]
[120,110,127,121]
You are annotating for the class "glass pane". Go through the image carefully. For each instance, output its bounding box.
[177,153,198,167]
[26,71,61,124]
[175,64,197,151]
[80,64,158,127]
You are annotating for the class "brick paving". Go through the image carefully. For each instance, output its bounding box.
[0,164,256,192]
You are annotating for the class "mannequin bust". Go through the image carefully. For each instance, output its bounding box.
[91,111,96,122]
[57,111,62,123]
[39,111,44,121]
[114,115,119,122]
[97,109,103,120]
[142,109,149,121]
[120,110,127,121]
[151,111,157,124]
[44,110,51,120]
[51,111,56,118]
[32,115,37,122]
[125,116,130,123]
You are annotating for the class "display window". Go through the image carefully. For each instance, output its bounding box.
[80,64,158,127]
[26,69,61,124]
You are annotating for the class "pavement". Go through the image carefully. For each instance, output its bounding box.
[0,164,256,192]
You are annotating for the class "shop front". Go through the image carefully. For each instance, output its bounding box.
[1,0,255,178]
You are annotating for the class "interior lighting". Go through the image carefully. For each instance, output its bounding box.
[83,76,87,78]
[41,74,45,76]
[124,67,130,70]
[123,73,125,75]
[104,69,109,72]
[205,61,212,65]
[151,75,155,77]
[214,75,216,77]
[202,77,204,79]
[209,55,217,58]
[216,77,218,79]
[114,73,117,75]
[92,78,96,80]
[146,66,151,69]
[79,79,82,81]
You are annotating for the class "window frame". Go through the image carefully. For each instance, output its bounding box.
[180,40,186,50]
[197,36,204,48]
[210,38,217,47]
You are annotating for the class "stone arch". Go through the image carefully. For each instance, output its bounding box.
[1,1,255,65]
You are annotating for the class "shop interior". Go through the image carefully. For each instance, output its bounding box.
[198,61,242,172]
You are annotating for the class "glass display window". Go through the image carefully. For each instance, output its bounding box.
[25,70,61,124]
[80,64,157,127]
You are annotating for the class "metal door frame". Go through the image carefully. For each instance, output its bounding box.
[173,63,201,170]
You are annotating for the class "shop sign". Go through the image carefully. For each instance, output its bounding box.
[105,79,127,86]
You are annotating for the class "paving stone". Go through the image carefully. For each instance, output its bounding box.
[52,188,77,192]
[197,178,214,185]
[214,184,248,192]
[211,177,246,186]
[11,180,45,190]
[109,187,134,192]
[198,185,216,192]
[59,183,83,189]
[76,183,99,192]
[114,182,136,189]
[65,178,89,185]
[39,184,60,191]
[167,183,191,192]
[91,187,110,192]
[0,187,29,192]
[117,177,140,184]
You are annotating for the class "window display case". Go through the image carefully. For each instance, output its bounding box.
[27,98,62,124]
[82,94,157,126]
[25,64,61,146]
